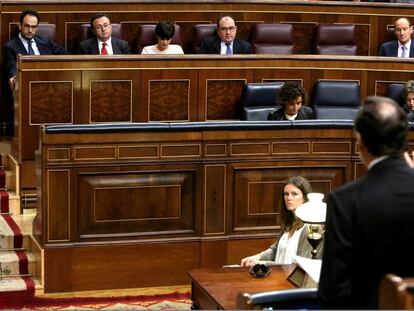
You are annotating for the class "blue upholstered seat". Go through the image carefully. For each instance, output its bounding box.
[240,82,285,121]
[311,80,361,120]
[387,83,405,107]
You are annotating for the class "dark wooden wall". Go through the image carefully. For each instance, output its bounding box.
[37,124,360,292]
[14,54,414,192]
[2,0,414,135]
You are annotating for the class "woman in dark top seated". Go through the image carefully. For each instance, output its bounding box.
[403,80,414,122]
[267,83,315,121]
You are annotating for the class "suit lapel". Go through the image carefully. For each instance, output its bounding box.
[232,39,240,54]
[392,41,399,57]
[214,37,221,54]
[35,37,49,55]
[410,41,414,57]
[112,39,119,54]
[14,37,28,55]
[92,38,100,54]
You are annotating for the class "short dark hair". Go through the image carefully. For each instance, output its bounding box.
[279,176,312,232]
[20,9,39,24]
[403,80,414,99]
[277,83,305,107]
[155,21,175,40]
[90,13,110,29]
[355,96,408,157]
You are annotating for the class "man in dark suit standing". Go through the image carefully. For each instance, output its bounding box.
[379,17,414,57]
[3,9,68,90]
[198,15,251,54]
[318,96,414,309]
[78,13,130,55]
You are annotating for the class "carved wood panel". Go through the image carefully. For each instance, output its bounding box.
[90,81,132,122]
[47,169,70,242]
[231,163,347,234]
[77,168,198,239]
[149,80,190,121]
[30,82,73,124]
[206,80,245,120]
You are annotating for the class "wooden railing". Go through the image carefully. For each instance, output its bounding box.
[36,120,360,292]
[14,54,414,191]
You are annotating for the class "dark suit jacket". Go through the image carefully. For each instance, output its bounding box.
[197,36,252,54]
[318,157,414,309]
[3,35,68,79]
[78,37,130,55]
[267,106,315,120]
[378,40,414,57]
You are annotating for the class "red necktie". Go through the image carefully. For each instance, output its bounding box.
[101,42,108,55]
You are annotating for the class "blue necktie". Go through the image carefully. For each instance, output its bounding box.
[27,40,35,55]
[401,45,407,58]
[226,43,232,55]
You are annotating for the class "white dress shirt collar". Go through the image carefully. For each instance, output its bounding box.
[97,37,113,55]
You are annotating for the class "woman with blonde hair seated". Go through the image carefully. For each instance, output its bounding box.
[241,176,323,267]
[141,21,184,54]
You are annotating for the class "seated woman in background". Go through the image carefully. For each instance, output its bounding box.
[240,176,323,267]
[141,21,184,54]
[267,83,315,121]
[403,80,414,121]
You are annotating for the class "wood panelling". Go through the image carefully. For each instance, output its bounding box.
[149,80,190,121]
[30,81,73,124]
[15,55,414,192]
[204,165,226,235]
[36,124,414,292]
[90,81,132,122]
[44,242,199,292]
[3,0,414,139]
[77,170,197,238]
[47,169,70,242]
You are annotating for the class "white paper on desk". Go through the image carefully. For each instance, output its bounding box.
[293,255,322,283]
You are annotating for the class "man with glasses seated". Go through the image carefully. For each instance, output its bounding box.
[198,15,252,54]
[78,13,130,55]
[3,9,68,90]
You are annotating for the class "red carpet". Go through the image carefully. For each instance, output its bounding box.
[0,291,192,310]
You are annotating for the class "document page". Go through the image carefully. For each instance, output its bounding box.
[293,255,322,283]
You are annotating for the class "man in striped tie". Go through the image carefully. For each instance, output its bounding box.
[379,17,414,58]
[78,13,130,55]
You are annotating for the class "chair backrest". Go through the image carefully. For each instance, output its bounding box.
[73,23,122,52]
[192,24,217,53]
[314,24,357,55]
[251,23,294,54]
[240,82,285,120]
[311,80,361,120]
[78,23,122,42]
[379,274,414,309]
[136,24,183,54]
[237,288,319,310]
[387,83,405,107]
[37,23,57,42]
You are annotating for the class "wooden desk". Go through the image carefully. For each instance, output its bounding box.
[188,266,295,309]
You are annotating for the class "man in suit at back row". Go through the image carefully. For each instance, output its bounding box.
[3,9,68,90]
[379,17,414,57]
[198,15,251,54]
[78,13,130,55]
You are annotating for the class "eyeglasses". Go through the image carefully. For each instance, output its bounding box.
[22,23,38,30]
[218,26,237,32]
[94,23,111,31]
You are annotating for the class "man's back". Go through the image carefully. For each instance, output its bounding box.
[319,157,414,308]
